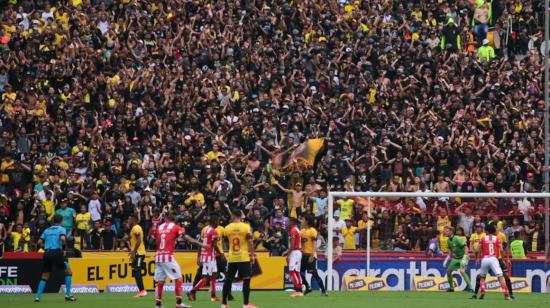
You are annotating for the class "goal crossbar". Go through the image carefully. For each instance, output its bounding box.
[326,191,550,291]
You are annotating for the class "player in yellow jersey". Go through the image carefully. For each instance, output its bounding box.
[128,214,147,298]
[300,215,327,296]
[469,224,486,262]
[222,210,257,308]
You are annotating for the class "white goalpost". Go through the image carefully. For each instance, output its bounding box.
[326,191,550,291]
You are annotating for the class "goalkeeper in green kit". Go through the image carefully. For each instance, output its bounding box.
[443,226,473,292]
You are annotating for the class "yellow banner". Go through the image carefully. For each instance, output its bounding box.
[342,276,389,291]
[71,252,285,290]
[413,276,457,291]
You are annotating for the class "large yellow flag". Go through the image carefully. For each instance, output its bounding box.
[283,138,325,172]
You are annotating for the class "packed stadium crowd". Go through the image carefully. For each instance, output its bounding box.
[0,0,547,257]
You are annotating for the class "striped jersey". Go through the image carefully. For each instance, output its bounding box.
[200,226,219,263]
[154,222,185,263]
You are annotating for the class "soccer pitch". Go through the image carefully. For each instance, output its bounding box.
[1,291,547,308]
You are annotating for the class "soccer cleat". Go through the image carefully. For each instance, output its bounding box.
[186,291,196,301]
[65,295,77,302]
[243,304,258,308]
[228,294,234,301]
[211,297,221,302]
[290,292,304,297]
[221,305,229,308]
[34,298,40,303]
[134,290,148,298]
[510,295,515,300]
[304,288,312,295]
[479,289,485,300]
[176,304,192,308]
[446,288,454,292]
[321,292,328,297]
[470,294,477,300]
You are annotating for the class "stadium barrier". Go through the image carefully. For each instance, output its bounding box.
[71,252,285,291]
[2,253,548,293]
[315,258,548,292]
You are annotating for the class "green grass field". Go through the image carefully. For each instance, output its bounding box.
[0,291,547,308]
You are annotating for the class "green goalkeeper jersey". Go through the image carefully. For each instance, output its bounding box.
[447,236,466,259]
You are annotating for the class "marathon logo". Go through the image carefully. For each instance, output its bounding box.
[511,280,528,290]
[0,285,32,294]
[347,279,367,290]
[59,284,99,294]
[438,282,451,290]
[368,280,386,291]
[416,279,436,289]
[105,284,139,293]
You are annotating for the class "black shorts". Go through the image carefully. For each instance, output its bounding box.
[226,262,251,280]
[132,255,146,272]
[301,255,317,273]
[498,259,508,273]
[216,255,227,273]
[42,250,67,273]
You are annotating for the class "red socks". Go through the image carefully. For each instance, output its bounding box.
[210,274,217,297]
[156,282,164,302]
[290,271,302,291]
[175,280,183,298]
[192,277,209,292]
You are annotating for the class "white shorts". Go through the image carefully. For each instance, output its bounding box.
[154,260,183,282]
[201,259,218,276]
[289,250,302,272]
[480,256,503,277]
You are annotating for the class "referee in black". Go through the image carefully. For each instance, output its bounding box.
[35,214,76,302]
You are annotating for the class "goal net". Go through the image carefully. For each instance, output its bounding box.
[326,191,550,291]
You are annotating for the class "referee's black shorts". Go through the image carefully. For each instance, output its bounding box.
[301,254,317,273]
[132,255,146,272]
[226,262,251,280]
[42,249,67,273]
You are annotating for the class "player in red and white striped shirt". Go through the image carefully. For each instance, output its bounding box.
[284,218,303,297]
[153,214,204,308]
[187,215,224,302]
[476,223,510,300]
